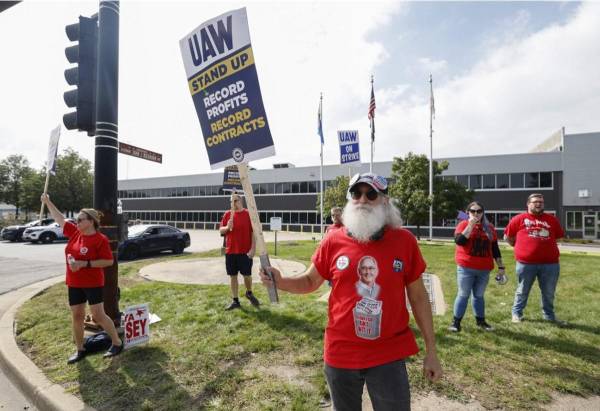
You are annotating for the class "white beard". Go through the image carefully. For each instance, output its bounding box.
[343,202,385,243]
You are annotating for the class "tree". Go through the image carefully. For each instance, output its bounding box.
[316,175,349,221]
[20,168,47,216]
[50,148,93,214]
[389,152,472,239]
[0,155,33,218]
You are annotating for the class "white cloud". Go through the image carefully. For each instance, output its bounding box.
[1,1,597,181]
[373,2,600,161]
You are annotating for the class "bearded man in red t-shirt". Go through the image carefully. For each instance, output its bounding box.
[260,173,442,410]
[504,193,565,324]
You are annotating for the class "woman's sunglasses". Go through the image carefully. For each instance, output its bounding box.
[468,209,483,214]
[77,217,88,223]
[350,189,378,201]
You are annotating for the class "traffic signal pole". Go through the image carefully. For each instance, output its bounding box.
[94,0,120,323]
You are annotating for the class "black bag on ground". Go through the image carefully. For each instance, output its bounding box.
[83,331,113,353]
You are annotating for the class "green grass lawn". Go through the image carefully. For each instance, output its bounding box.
[15,241,600,410]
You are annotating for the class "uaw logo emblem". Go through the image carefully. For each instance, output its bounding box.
[80,247,89,255]
[336,255,350,270]
[232,147,244,163]
[392,258,403,272]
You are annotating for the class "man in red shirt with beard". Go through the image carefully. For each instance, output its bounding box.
[260,173,442,410]
[504,193,565,324]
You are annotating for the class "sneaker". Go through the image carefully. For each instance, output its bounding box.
[511,314,523,323]
[545,317,567,326]
[67,350,86,364]
[225,300,241,310]
[245,291,260,307]
[103,343,124,358]
[476,320,494,331]
[448,318,461,333]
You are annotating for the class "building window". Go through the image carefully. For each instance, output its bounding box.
[496,213,510,228]
[525,172,539,188]
[483,174,495,189]
[457,175,468,187]
[566,211,582,230]
[540,172,552,188]
[469,175,481,190]
[496,174,509,189]
[510,173,524,188]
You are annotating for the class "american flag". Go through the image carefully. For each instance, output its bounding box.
[368,84,376,120]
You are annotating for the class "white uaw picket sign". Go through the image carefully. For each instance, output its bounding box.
[406,273,446,315]
[123,303,150,349]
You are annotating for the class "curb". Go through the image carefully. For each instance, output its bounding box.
[0,277,95,411]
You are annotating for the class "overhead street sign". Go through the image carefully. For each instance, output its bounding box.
[118,142,162,163]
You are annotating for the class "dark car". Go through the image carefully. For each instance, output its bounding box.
[1,218,55,242]
[118,224,191,260]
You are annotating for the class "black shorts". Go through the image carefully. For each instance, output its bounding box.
[225,253,253,276]
[68,286,104,306]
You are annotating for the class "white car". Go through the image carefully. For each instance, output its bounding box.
[22,220,73,244]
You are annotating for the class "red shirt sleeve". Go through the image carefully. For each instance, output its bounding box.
[405,232,426,284]
[504,215,520,238]
[97,234,113,260]
[551,215,565,239]
[311,237,332,280]
[62,221,77,238]
[454,220,468,236]
[220,211,231,228]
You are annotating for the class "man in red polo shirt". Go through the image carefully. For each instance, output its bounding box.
[504,193,565,323]
[259,173,442,410]
[325,206,344,235]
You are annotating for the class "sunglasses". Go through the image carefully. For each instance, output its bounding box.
[350,189,378,201]
[76,217,88,223]
[468,209,483,214]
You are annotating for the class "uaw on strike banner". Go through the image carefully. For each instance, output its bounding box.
[180,8,275,169]
[338,130,361,167]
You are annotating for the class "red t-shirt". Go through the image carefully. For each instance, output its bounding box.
[454,220,497,270]
[325,223,344,235]
[312,227,426,369]
[63,221,113,288]
[504,213,564,264]
[220,209,253,254]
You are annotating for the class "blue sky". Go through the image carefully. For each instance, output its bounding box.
[374,2,580,90]
[0,1,597,180]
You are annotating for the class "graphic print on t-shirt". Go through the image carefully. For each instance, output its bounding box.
[353,255,383,340]
[524,218,551,239]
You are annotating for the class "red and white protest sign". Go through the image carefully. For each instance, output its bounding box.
[123,303,150,348]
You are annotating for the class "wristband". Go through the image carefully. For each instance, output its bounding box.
[86,260,92,268]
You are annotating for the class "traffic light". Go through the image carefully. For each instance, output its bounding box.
[63,16,98,136]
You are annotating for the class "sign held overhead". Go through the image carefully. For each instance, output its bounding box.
[180,8,275,169]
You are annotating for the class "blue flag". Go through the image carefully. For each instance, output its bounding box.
[317,96,324,145]
[457,210,469,221]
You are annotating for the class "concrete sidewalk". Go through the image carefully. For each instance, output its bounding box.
[0,276,94,411]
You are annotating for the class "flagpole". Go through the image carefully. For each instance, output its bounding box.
[428,74,434,241]
[319,93,324,238]
[370,75,374,173]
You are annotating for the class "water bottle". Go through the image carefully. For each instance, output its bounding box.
[67,254,75,268]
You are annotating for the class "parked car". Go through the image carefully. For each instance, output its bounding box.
[118,224,191,260]
[1,218,55,242]
[22,220,74,244]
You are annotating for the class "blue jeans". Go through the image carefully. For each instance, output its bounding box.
[512,262,560,320]
[453,266,490,319]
